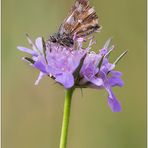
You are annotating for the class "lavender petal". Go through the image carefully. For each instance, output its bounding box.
[35,37,43,53]
[17,46,37,56]
[108,76,124,87]
[55,73,74,89]
[35,72,45,85]
[105,86,122,112]
[34,61,47,73]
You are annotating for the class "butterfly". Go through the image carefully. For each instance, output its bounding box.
[48,0,101,47]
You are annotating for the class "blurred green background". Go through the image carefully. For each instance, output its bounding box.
[2,0,146,148]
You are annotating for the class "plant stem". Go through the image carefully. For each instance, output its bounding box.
[59,88,74,148]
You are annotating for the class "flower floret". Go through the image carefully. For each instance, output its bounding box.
[18,35,126,112]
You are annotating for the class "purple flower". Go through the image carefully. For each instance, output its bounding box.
[18,35,126,112]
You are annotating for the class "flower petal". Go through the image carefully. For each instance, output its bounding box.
[34,61,47,73]
[17,46,37,56]
[90,77,103,86]
[55,73,74,89]
[106,63,115,71]
[110,71,122,77]
[108,95,122,112]
[105,87,122,112]
[47,65,62,75]
[35,37,43,52]
[108,76,124,87]
[35,72,45,85]
[99,48,108,55]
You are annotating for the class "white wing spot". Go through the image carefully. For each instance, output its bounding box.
[75,1,79,7]
[60,27,67,34]
[88,7,95,15]
[77,4,83,12]
[67,16,75,25]
[82,28,86,31]
[78,20,82,23]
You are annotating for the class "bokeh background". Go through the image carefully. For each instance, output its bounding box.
[2,0,146,148]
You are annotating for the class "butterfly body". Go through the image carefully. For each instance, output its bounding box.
[48,0,101,47]
[49,33,74,47]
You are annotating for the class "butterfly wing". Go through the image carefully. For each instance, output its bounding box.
[58,0,101,38]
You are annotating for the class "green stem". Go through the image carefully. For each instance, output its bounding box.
[59,88,74,148]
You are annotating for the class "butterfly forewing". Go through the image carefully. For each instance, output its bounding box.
[58,0,101,38]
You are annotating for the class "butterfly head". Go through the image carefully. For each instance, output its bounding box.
[49,33,74,47]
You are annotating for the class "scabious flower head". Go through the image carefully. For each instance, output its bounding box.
[18,35,126,112]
